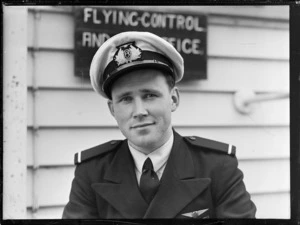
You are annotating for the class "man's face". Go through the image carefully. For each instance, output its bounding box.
[108,69,180,154]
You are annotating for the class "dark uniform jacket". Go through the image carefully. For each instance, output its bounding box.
[62,131,256,219]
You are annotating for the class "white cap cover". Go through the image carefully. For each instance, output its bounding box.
[89,31,184,99]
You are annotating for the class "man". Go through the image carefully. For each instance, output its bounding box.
[63,31,256,219]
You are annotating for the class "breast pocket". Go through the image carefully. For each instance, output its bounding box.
[177,184,213,219]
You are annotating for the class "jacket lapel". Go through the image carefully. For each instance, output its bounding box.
[91,141,148,218]
[92,131,211,218]
[144,131,211,218]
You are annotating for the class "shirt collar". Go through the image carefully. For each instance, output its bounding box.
[128,132,174,173]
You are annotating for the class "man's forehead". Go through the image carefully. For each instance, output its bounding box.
[112,69,168,87]
[111,73,168,97]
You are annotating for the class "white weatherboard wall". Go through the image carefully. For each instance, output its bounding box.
[3,6,28,219]
[26,6,290,219]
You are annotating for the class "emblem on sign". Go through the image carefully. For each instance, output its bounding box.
[113,42,142,66]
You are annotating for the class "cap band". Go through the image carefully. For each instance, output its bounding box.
[102,50,174,98]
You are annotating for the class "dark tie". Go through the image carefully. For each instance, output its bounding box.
[140,157,160,204]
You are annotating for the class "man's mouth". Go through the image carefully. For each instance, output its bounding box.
[131,122,155,129]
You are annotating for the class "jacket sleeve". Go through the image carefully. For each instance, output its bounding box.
[62,163,98,219]
[212,154,256,218]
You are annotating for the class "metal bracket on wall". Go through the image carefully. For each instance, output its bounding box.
[233,89,289,115]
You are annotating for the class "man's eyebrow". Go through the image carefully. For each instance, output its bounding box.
[115,91,132,99]
[140,88,161,94]
[115,88,162,99]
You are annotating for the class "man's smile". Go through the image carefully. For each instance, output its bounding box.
[131,122,155,129]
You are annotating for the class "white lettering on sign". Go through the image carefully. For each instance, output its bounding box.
[118,11,129,26]
[130,11,138,26]
[82,32,110,47]
[83,8,205,32]
[167,14,176,29]
[93,9,101,24]
[194,18,205,32]
[176,15,185,30]
[84,7,101,24]
[102,9,112,24]
[140,12,150,27]
[162,37,203,55]
[117,11,139,26]
[83,8,93,22]
[192,39,202,54]
[185,16,194,31]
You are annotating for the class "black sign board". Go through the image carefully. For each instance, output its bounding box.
[74,7,207,81]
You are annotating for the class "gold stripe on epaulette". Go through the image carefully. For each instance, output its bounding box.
[78,151,81,163]
[228,144,232,155]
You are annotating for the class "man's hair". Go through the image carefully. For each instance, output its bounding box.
[164,72,176,90]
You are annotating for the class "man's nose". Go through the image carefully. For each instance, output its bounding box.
[132,99,148,118]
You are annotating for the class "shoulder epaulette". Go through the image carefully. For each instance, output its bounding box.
[74,140,123,165]
[183,136,236,156]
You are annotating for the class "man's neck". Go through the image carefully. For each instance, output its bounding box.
[128,129,173,155]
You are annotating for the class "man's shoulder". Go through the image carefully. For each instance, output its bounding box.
[182,135,236,157]
[74,140,124,165]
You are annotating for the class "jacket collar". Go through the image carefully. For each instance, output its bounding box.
[92,130,210,218]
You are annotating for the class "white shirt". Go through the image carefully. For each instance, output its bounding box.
[128,132,174,186]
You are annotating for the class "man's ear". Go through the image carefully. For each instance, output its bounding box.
[171,87,180,112]
[107,100,115,117]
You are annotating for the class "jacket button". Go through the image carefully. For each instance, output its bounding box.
[189,136,196,141]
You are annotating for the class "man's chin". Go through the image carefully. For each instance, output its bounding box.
[129,137,157,153]
[132,126,153,135]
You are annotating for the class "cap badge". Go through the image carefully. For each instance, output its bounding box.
[113,42,142,66]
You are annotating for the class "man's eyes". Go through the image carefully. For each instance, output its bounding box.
[120,96,132,103]
[118,93,158,103]
[144,93,157,99]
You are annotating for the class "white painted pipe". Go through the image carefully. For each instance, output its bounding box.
[244,92,289,105]
[234,89,289,115]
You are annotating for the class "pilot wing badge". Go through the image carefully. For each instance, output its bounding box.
[182,208,209,218]
[113,42,142,66]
